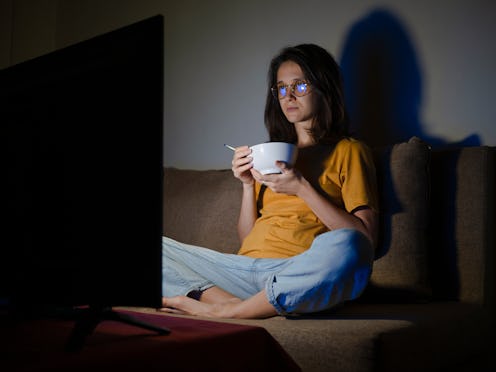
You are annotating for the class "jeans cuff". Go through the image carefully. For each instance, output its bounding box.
[265,274,287,315]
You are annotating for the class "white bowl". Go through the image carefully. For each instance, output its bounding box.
[250,142,298,175]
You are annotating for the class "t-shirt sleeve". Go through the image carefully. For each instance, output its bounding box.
[338,141,379,213]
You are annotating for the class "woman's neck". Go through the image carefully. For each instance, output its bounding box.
[295,122,315,148]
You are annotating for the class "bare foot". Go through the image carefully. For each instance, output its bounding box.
[160,296,232,318]
[160,290,277,319]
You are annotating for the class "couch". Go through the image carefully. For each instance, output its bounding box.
[130,137,495,371]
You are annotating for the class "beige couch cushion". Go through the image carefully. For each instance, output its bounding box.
[125,301,491,372]
[163,168,242,253]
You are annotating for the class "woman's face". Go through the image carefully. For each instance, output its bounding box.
[276,61,316,128]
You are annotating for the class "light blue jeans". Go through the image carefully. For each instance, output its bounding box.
[162,228,373,315]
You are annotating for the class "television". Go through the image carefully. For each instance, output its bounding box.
[0,15,167,341]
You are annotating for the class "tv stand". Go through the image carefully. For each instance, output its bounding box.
[66,305,170,352]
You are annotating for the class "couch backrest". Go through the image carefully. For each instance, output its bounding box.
[367,137,432,301]
[428,146,495,307]
[163,168,242,253]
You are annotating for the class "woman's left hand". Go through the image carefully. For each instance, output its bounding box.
[251,161,305,196]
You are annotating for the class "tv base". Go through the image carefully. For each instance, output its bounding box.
[66,305,170,352]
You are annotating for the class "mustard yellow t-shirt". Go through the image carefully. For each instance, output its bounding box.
[238,138,378,258]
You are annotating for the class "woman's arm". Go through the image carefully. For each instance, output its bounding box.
[296,177,378,248]
[231,146,258,242]
[237,183,258,241]
[253,162,378,249]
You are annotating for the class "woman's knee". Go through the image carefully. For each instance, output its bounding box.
[269,229,374,314]
[312,228,373,268]
[311,229,374,300]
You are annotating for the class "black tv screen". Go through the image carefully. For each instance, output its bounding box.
[0,15,164,311]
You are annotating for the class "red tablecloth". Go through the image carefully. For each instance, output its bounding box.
[1,309,300,371]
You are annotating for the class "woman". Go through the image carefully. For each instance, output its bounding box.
[161,44,378,319]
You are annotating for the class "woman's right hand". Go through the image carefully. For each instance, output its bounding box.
[231,146,254,185]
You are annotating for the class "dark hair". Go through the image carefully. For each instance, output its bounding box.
[264,44,349,144]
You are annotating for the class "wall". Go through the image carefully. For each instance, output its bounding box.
[1,0,495,169]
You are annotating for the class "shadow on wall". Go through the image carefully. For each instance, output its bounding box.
[339,8,480,148]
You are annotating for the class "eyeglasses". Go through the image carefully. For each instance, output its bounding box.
[271,80,312,100]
